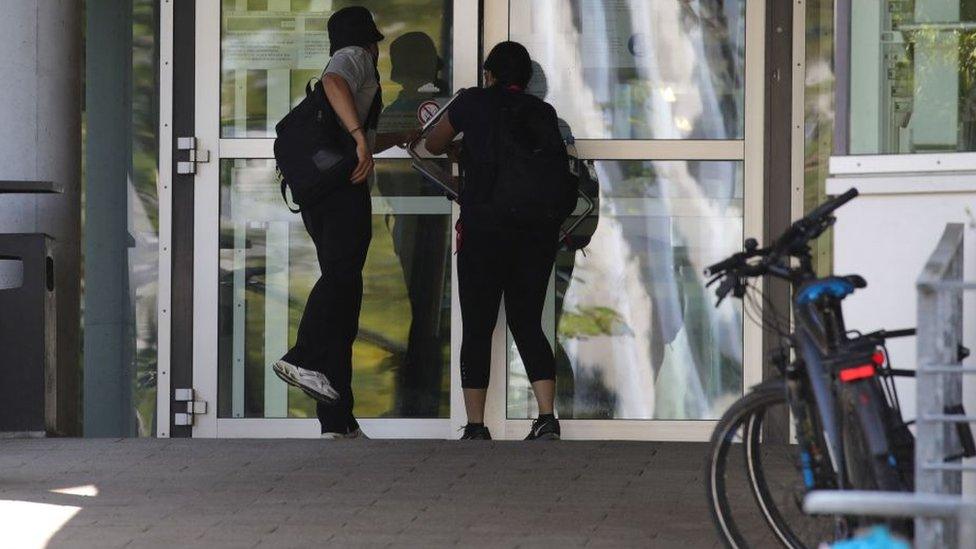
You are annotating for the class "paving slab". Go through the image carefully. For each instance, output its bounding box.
[0,439,780,548]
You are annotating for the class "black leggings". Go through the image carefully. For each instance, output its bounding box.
[458,224,558,389]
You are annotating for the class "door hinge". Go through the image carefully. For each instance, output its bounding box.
[174,388,208,426]
[176,137,211,175]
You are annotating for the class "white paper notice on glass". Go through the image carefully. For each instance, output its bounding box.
[222,11,330,70]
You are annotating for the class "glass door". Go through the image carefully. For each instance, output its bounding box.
[482,0,766,440]
[190,0,478,438]
[180,0,765,440]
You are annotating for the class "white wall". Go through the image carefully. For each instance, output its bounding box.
[827,174,976,494]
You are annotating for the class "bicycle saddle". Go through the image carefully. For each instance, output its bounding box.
[796,275,866,304]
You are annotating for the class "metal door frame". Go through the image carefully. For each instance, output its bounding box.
[158,0,769,440]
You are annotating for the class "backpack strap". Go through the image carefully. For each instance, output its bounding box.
[364,88,383,130]
[281,181,301,213]
[277,167,301,213]
[363,63,383,131]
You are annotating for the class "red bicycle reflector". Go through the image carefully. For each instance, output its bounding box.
[839,364,876,382]
[872,351,885,365]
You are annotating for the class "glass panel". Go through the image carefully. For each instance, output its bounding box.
[507,161,744,420]
[220,0,454,137]
[217,159,452,419]
[847,0,976,154]
[131,0,159,436]
[805,0,834,275]
[510,0,746,140]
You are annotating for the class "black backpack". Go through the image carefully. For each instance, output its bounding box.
[490,92,577,227]
[273,80,379,212]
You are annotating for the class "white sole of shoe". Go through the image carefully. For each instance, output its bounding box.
[272,361,339,405]
[321,429,366,440]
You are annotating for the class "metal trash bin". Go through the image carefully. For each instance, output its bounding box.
[0,234,56,435]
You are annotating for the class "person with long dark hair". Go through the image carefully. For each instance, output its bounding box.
[425,42,570,440]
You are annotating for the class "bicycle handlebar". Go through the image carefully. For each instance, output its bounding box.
[705,188,859,303]
[704,250,755,277]
[768,187,858,258]
[805,187,858,223]
[707,188,858,277]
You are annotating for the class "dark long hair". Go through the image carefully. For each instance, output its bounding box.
[483,41,533,88]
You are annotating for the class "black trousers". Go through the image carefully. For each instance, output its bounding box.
[458,223,558,389]
[284,185,371,433]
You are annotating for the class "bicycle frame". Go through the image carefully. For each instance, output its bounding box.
[752,242,858,487]
[784,277,898,491]
[792,296,849,486]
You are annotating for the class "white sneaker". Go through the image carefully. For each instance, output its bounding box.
[320,428,367,440]
[272,360,340,404]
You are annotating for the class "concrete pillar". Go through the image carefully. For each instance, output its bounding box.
[83,0,134,437]
[0,1,83,435]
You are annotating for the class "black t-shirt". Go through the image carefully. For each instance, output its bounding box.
[448,87,504,162]
[448,87,560,228]
[448,87,503,219]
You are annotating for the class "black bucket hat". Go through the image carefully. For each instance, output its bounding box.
[328,6,384,55]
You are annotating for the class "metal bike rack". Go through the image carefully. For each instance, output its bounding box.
[803,223,976,549]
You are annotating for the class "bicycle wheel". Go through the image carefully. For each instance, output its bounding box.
[706,380,839,548]
[838,379,909,492]
[835,379,914,538]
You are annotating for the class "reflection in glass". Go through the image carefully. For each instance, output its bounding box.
[508,161,744,420]
[511,0,746,140]
[848,0,976,154]
[805,0,834,275]
[378,31,452,135]
[132,0,159,436]
[220,0,453,137]
[217,159,452,419]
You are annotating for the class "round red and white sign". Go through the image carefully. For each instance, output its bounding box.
[417,100,440,124]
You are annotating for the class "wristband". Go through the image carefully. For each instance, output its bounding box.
[349,126,364,135]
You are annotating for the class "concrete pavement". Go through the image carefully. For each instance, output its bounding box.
[0,439,782,548]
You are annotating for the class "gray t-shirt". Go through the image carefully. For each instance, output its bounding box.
[322,46,380,151]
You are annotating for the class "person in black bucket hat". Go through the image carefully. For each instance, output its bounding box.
[273,6,419,440]
[327,6,385,55]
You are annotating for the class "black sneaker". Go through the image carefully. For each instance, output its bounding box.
[460,423,492,440]
[525,415,560,440]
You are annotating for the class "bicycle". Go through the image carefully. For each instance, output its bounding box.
[703,188,917,548]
